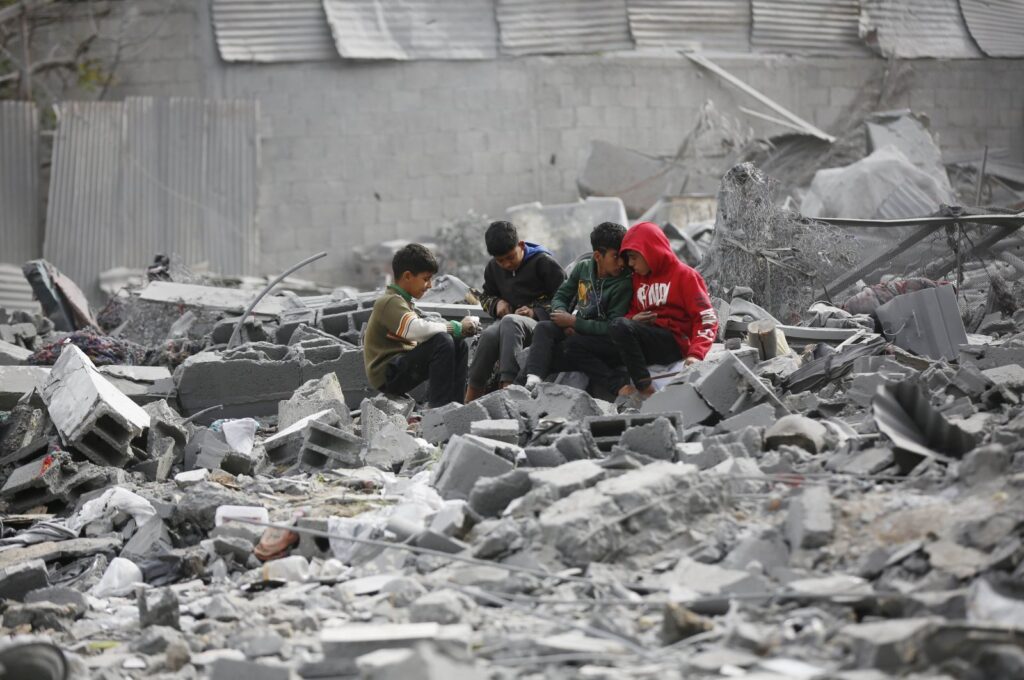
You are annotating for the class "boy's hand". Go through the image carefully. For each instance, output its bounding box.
[551,310,575,329]
[461,316,480,336]
[496,300,512,317]
[634,311,657,325]
[684,356,700,367]
[514,306,535,319]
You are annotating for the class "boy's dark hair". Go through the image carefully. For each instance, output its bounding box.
[590,222,626,253]
[392,243,438,279]
[485,220,519,257]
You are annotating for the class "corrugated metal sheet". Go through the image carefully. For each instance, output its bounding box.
[322,0,497,60]
[211,0,337,62]
[960,0,1024,58]
[0,101,40,267]
[0,264,40,315]
[859,0,982,58]
[627,0,750,52]
[751,0,870,56]
[44,97,260,303]
[496,0,633,55]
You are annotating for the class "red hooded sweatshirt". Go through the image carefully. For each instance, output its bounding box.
[620,221,718,360]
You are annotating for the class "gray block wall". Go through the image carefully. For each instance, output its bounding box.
[33,1,1024,286]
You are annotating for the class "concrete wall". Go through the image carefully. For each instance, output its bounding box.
[30,1,1024,285]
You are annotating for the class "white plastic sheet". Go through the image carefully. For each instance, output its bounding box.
[92,557,144,598]
[67,487,157,535]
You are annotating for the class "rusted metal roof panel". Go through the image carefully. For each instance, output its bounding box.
[496,0,633,55]
[212,0,337,63]
[960,0,1024,57]
[0,101,40,267]
[627,0,750,52]
[751,0,870,56]
[44,97,260,303]
[322,0,497,60]
[859,0,982,58]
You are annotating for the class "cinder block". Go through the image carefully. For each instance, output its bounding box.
[432,435,517,501]
[786,486,834,549]
[300,420,365,471]
[583,412,685,453]
[618,416,677,460]
[41,345,150,467]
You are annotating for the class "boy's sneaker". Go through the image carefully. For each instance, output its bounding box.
[525,374,542,390]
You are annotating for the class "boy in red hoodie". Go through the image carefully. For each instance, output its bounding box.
[563,221,718,400]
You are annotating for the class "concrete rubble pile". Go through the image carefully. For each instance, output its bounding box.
[1,253,1024,680]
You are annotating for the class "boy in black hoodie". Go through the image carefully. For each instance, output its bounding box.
[467,220,566,402]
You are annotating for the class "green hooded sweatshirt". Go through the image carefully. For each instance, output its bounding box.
[551,258,632,335]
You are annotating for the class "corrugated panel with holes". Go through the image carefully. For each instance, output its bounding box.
[859,0,982,58]
[322,0,497,60]
[960,0,1024,58]
[496,0,633,56]
[751,0,870,56]
[0,101,40,268]
[44,97,260,303]
[627,0,750,52]
[212,0,337,62]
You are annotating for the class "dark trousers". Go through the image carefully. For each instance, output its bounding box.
[519,320,570,382]
[563,317,681,393]
[383,333,468,408]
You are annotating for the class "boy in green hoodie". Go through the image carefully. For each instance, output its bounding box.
[518,222,632,389]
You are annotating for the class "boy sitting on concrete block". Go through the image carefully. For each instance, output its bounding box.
[564,221,718,403]
[364,244,480,409]
[466,220,566,402]
[518,221,633,389]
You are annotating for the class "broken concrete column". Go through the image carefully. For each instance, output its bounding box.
[432,435,517,501]
[40,345,150,467]
[786,485,834,549]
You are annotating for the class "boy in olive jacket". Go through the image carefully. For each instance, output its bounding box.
[519,222,632,388]
[364,244,480,408]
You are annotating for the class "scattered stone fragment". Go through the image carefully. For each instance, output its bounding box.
[786,486,834,549]
[765,414,828,454]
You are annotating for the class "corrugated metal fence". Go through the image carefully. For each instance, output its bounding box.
[210,1,1010,61]
[211,0,337,62]
[322,0,498,60]
[0,101,40,267]
[44,97,260,302]
[860,0,982,59]
[627,0,750,52]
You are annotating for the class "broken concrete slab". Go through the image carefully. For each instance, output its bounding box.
[839,617,941,671]
[278,373,351,430]
[0,339,32,365]
[640,383,715,426]
[365,421,421,470]
[320,623,469,675]
[618,416,678,460]
[440,401,489,439]
[539,461,725,566]
[432,435,517,501]
[40,345,150,467]
[469,419,520,445]
[0,559,49,601]
[467,470,532,518]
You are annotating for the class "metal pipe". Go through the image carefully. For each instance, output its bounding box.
[227,251,327,349]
